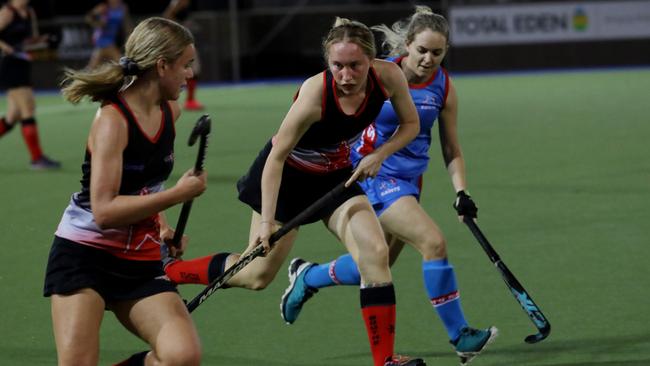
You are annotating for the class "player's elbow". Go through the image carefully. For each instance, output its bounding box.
[93,209,117,230]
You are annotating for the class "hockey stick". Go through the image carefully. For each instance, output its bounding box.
[170,114,211,247]
[185,181,348,312]
[463,217,551,344]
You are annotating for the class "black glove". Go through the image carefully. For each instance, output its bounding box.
[453,190,478,218]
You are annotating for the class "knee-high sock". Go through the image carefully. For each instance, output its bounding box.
[165,253,230,285]
[20,118,43,161]
[186,77,198,102]
[0,116,14,137]
[361,285,396,366]
[423,258,468,342]
[304,253,360,288]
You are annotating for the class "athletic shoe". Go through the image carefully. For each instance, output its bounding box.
[384,355,427,366]
[30,155,61,170]
[280,258,317,324]
[184,99,204,111]
[452,326,498,365]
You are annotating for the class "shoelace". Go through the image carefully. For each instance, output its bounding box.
[461,328,480,337]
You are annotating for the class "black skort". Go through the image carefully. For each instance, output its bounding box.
[0,56,31,90]
[43,236,177,303]
[237,139,364,224]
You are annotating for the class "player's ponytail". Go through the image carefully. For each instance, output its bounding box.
[61,17,193,104]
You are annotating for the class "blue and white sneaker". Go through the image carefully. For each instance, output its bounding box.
[452,326,498,365]
[280,258,318,324]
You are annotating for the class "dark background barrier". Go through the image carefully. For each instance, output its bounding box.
[22,0,650,88]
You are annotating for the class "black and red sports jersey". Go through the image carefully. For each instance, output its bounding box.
[56,95,175,261]
[0,5,32,51]
[286,67,388,174]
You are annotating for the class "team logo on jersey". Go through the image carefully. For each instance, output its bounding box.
[378,177,400,197]
[420,95,441,110]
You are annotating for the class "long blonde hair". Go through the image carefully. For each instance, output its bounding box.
[61,17,194,104]
[372,6,449,57]
[322,17,376,62]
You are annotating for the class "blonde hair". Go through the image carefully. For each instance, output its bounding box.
[372,6,449,57]
[322,17,376,62]
[61,17,194,104]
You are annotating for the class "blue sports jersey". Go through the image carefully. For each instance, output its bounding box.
[93,5,126,48]
[352,56,449,179]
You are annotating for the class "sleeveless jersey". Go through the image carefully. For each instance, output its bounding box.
[286,67,388,174]
[0,5,32,52]
[93,5,125,48]
[353,56,449,179]
[55,96,175,261]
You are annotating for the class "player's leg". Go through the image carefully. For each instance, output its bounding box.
[281,177,410,323]
[112,292,201,366]
[184,52,203,110]
[327,195,424,366]
[0,92,18,138]
[51,289,105,366]
[164,251,234,285]
[225,211,299,290]
[379,196,497,364]
[327,195,395,366]
[11,87,60,169]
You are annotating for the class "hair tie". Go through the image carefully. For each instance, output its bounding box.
[119,56,141,76]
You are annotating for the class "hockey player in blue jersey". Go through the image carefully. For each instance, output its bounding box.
[280,7,498,366]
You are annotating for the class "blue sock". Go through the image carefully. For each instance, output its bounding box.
[423,258,469,342]
[304,254,361,288]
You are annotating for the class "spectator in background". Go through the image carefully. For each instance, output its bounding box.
[0,0,60,169]
[85,0,132,69]
[163,0,203,110]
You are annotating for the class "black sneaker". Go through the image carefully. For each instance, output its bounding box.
[30,155,61,170]
[384,355,427,366]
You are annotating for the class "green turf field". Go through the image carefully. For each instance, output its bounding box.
[1,68,649,365]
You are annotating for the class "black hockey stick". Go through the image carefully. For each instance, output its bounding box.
[185,181,348,312]
[463,217,551,344]
[170,114,211,247]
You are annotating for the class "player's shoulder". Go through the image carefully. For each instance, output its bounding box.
[372,59,402,84]
[297,73,324,100]
[97,101,128,128]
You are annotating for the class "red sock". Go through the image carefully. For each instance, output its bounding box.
[361,285,396,366]
[20,118,43,161]
[165,255,213,285]
[0,116,13,137]
[186,77,197,102]
[165,253,230,285]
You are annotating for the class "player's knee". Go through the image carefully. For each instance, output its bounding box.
[419,233,447,259]
[156,341,201,366]
[57,344,97,366]
[244,272,276,290]
[358,242,390,268]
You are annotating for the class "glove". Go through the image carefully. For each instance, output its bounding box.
[453,190,478,218]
